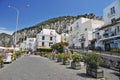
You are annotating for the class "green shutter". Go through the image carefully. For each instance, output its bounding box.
[85,28,87,31]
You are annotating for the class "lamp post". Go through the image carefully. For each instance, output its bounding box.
[8,5,19,47]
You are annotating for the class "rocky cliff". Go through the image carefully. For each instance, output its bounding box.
[0,33,12,47]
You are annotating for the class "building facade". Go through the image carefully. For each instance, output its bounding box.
[68,17,104,49]
[20,38,36,51]
[36,29,61,48]
[103,0,120,24]
[93,0,120,52]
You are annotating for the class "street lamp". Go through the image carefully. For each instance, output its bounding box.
[8,5,19,47]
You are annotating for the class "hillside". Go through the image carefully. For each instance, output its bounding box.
[11,13,102,45]
[0,33,12,47]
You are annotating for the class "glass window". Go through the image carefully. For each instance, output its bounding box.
[117,26,120,32]
[70,27,72,31]
[42,42,44,46]
[50,37,52,41]
[49,42,53,46]
[42,36,45,40]
[111,18,116,23]
[76,22,79,27]
[110,7,115,14]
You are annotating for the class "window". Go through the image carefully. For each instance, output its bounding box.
[49,42,53,46]
[76,22,79,27]
[50,37,52,41]
[85,28,87,31]
[117,26,120,32]
[111,18,116,23]
[110,7,115,15]
[70,27,72,31]
[42,36,45,40]
[42,42,44,46]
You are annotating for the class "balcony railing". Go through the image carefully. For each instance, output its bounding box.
[103,33,109,38]
[79,38,86,42]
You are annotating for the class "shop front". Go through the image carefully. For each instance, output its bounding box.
[103,37,120,52]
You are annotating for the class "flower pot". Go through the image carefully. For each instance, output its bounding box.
[57,58,62,62]
[86,66,104,78]
[62,60,69,65]
[0,62,4,68]
[71,62,81,70]
[50,56,56,60]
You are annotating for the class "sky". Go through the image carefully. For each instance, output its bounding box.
[0,0,115,35]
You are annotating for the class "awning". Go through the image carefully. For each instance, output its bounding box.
[98,35,120,42]
[37,46,51,49]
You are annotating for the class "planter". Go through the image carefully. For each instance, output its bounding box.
[57,58,62,62]
[62,60,70,65]
[50,56,56,60]
[86,67,104,78]
[71,62,81,70]
[0,62,4,68]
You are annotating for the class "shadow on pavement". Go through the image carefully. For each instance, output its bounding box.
[110,72,120,77]
[66,67,80,70]
[76,73,93,78]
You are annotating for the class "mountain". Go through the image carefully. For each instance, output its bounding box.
[0,33,12,47]
[10,13,102,45]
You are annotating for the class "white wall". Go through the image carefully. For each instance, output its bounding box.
[68,17,104,48]
[103,0,120,24]
[36,29,61,48]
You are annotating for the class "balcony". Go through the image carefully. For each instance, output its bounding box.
[97,36,102,40]
[103,33,109,38]
[107,13,115,18]
[79,38,86,42]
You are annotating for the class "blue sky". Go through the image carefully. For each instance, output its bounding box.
[0,0,115,34]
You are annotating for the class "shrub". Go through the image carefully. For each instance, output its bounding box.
[85,52,103,69]
[63,53,70,61]
[16,51,22,56]
[0,57,3,63]
[37,48,52,52]
[51,42,69,53]
[56,53,63,59]
[72,52,82,63]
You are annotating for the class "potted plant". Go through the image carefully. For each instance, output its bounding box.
[0,56,4,68]
[56,53,63,62]
[85,52,104,78]
[62,53,70,65]
[50,52,56,60]
[71,52,82,69]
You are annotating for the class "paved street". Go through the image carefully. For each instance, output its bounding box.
[0,55,119,80]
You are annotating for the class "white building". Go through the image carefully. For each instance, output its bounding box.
[20,38,36,51]
[68,17,104,49]
[36,29,61,48]
[20,41,27,51]
[94,0,120,51]
[103,0,120,24]
[93,0,120,51]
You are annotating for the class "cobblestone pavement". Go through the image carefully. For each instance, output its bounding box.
[0,55,119,80]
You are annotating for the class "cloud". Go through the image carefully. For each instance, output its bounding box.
[0,29,14,35]
[0,27,7,30]
[0,27,14,35]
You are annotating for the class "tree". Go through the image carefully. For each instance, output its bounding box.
[51,42,69,53]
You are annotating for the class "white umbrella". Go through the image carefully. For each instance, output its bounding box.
[0,46,6,49]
